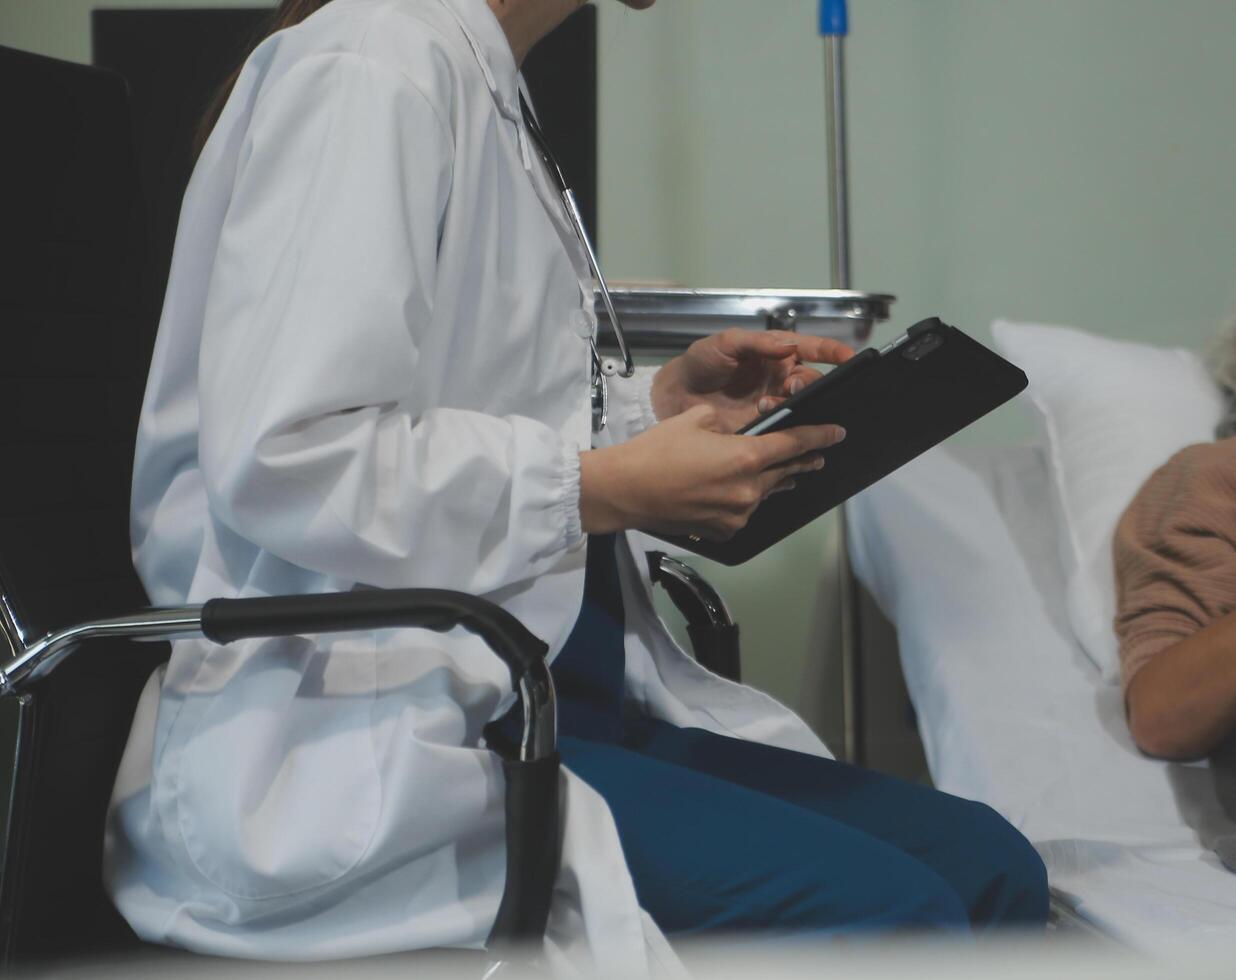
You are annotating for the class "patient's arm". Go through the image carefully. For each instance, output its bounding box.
[1113,441,1236,761]
[1126,612,1236,761]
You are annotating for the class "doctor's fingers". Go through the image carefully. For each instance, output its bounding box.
[781,364,825,396]
[717,328,808,366]
[756,454,824,496]
[753,331,855,367]
[752,423,847,469]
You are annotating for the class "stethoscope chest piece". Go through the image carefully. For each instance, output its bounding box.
[591,374,608,434]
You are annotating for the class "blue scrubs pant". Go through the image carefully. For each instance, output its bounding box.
[504,536,1048,936]
[561,721,1047,934]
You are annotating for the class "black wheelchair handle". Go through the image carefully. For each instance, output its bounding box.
[201,589,549,682]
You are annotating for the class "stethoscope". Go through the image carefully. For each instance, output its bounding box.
[519,92,634,434]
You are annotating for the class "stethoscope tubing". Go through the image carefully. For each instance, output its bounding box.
[519,93,635,382]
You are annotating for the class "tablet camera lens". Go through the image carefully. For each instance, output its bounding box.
[902,332,944,361]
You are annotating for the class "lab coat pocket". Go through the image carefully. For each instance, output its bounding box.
[174,636,381,902]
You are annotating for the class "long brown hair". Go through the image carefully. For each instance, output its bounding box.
[193,0,337,159]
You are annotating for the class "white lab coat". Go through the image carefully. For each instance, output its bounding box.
[105,0,833,974]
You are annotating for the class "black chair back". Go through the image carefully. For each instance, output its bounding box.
[0,45,166,966]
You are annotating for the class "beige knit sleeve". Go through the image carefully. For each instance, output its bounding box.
[1113,443,1236,691]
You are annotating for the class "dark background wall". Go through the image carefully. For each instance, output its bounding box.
[92,5,598,319]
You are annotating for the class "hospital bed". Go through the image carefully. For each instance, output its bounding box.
[847,435,1236,952]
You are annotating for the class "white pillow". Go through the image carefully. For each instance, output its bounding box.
[990,320,1224,682]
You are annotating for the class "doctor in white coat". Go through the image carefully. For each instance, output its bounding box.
[106,0,1049,973]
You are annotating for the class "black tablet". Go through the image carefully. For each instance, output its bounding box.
[646,317,1028,565]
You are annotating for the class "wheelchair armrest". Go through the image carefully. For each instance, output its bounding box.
[0,585,559,958]
[200,590,554,762]
[1,588,553,761]
[647,552,742,683]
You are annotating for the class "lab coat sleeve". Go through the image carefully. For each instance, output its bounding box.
[600,366,660,445]
[197,52,584,594]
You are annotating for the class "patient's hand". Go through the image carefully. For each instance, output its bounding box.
[650,329,853,433]
[1125,613,1236,761]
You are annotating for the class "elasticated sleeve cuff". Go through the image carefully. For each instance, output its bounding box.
[558,441,585,551]
[634,367,659,432]
[602,366,660,446]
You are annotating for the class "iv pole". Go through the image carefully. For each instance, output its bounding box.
[822,0,864,765]
[822,0,852,290]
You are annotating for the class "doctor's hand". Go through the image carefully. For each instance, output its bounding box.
[579,405,846,540]
[650,329,854,432]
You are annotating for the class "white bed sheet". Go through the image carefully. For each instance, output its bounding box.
[848,444,1236,952]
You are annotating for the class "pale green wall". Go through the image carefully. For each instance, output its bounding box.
[5,0,1236,741]
[599,0,1236,343]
